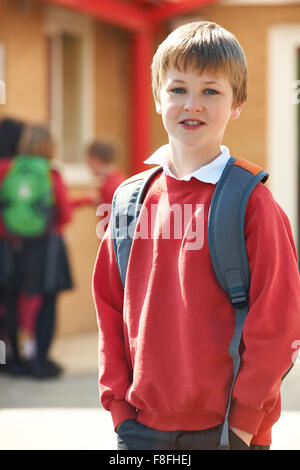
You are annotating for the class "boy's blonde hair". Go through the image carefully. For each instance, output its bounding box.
[151,21,247,109]
[17,124,54,160]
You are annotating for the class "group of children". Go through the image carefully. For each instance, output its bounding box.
[0,117,124,378]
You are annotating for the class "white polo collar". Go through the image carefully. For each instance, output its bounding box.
[144,144,231,184]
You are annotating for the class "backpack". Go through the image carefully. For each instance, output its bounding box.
[111,155,269,449]
[0,155,54,238]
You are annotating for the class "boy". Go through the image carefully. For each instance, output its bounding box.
[86,139,125,206]
[72,139,125,209]
[92,22,300,450]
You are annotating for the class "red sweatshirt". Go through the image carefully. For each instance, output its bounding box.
[93,171,300,446]
[71,170,126,209]
[100,170,126,205]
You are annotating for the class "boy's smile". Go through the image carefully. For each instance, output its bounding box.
[179,119,206,130]
[155,67,243,174]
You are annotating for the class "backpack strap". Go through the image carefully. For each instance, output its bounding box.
[208,156,269,449]
[111,165,163,287]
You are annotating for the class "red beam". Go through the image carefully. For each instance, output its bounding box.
[37,0,149,32]
[148,0,221,25]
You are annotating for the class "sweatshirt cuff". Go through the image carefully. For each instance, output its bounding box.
[110,400,138,432]
[229,401,266,435]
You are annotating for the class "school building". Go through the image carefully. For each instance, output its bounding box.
[0,0,299,337]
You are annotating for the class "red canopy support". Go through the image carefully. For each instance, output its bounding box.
[149,0,220,25]
[37,0,148,31]
[131,28,153,175]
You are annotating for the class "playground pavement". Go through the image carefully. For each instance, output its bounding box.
[0,332,299,450]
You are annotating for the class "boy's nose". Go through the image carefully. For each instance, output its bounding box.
[183,99,204,112]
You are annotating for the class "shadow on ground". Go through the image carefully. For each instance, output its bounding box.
[0,372,99,408]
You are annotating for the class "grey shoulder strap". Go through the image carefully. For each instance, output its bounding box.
[111,165,163,287]
[208,156,269,304]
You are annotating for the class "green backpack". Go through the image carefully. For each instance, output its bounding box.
[0,155,54,237]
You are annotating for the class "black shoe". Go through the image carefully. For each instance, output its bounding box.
[26,359,63,379]
[7,360,31,376]
[44,359,64,375]
[0,363,9,373]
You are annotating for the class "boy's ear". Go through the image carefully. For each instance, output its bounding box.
[155,99,162,115]
[230,103,244,120]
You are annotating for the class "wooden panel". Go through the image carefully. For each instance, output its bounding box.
[0,0,48,122]
[56,187,100,338]
[94,20,131,175]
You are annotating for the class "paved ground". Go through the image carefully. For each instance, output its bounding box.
[0,332,299,450]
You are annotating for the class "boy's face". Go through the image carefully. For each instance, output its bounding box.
[155,66,243,158]
[87,154,107,177]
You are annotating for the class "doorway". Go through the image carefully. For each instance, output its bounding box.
[268,24,300,255]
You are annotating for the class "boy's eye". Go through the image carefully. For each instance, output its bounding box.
[204,89,218,95]
[170,88,219,95]
[170,87,186,94]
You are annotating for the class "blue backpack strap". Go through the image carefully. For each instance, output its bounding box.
[208,156,269,449]
[111,165,163,287]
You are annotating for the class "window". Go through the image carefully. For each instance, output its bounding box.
[62,33,84,165]
[45,7,94,185]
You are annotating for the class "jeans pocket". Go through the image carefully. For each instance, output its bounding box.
[229,429,250,451]
[116,418,137,435]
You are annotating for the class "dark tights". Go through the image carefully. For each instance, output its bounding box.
[4,290,57,364]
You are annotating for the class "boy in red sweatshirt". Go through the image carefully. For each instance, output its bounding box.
[92,21,300,450]
[72,139,126,209]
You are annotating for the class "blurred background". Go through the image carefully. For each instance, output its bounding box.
[0,0,299,450]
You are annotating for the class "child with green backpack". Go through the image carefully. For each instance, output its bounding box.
[0,123,73,378]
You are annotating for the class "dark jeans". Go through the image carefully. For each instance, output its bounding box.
[116,419,270,451]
